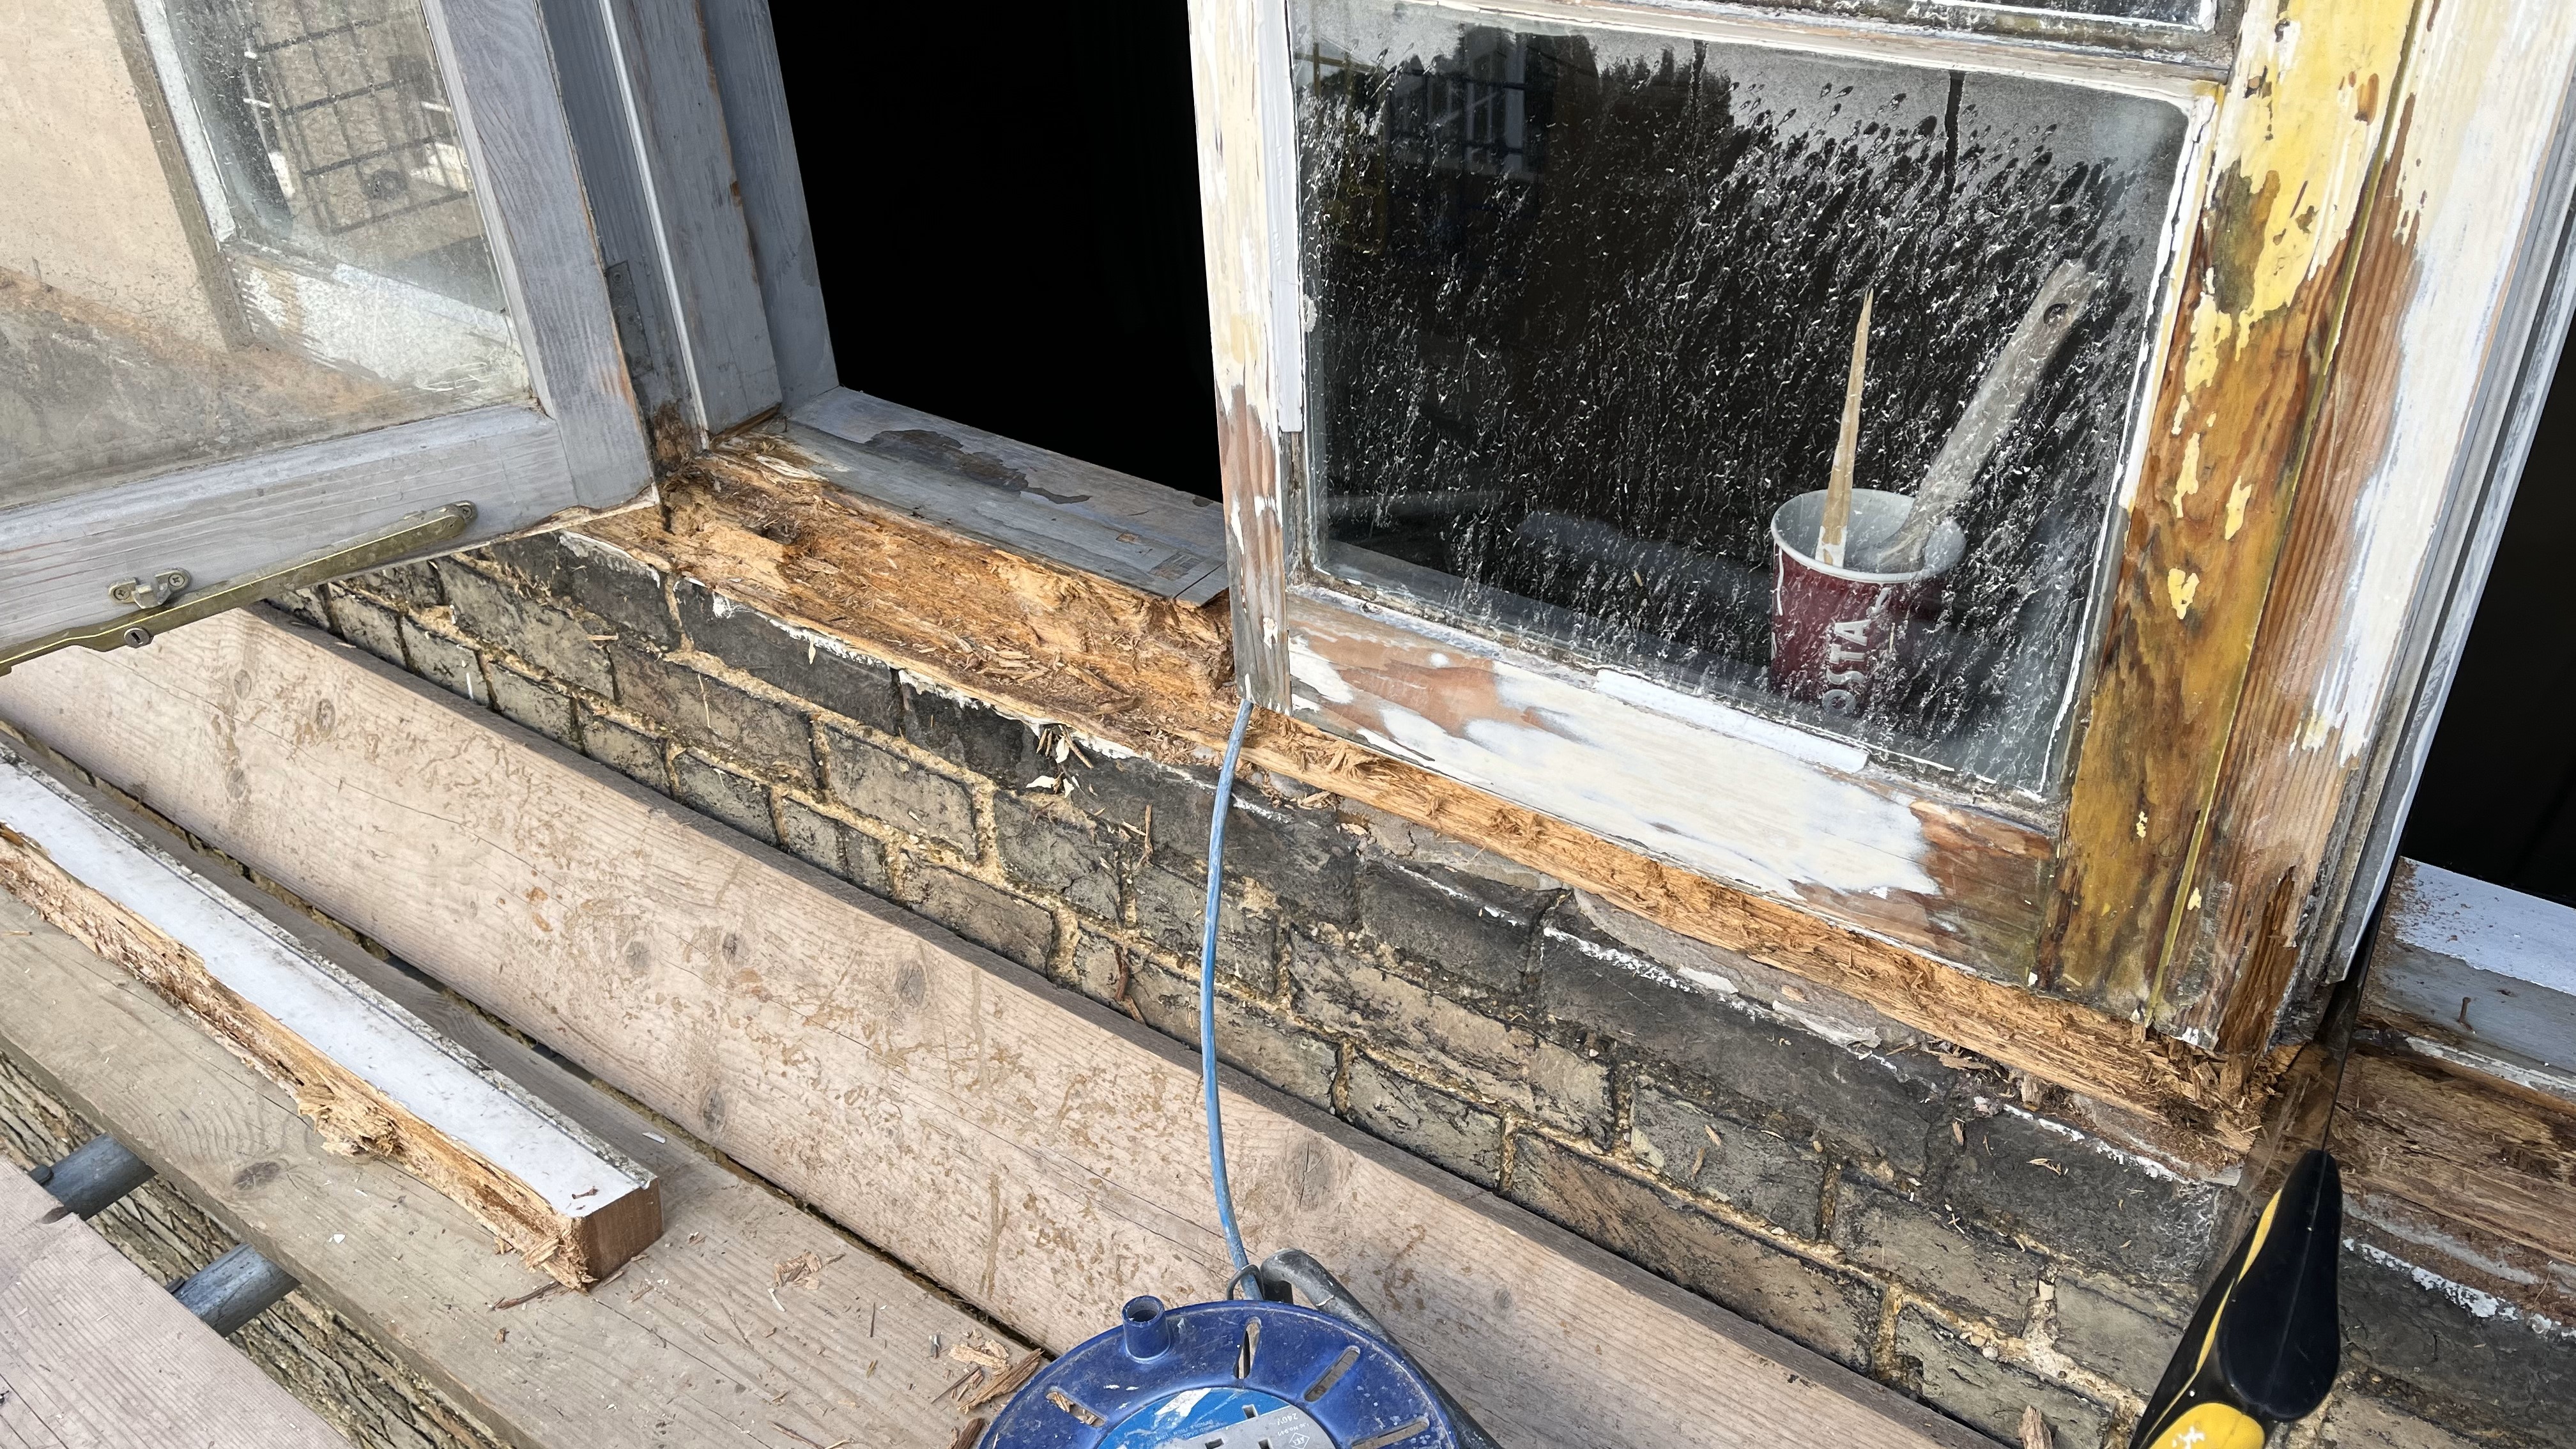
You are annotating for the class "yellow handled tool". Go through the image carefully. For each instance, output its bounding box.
[2129,1135,2343,1447]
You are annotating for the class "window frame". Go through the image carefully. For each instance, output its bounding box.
[1193,0,2576,1041]
[1,0,652,653]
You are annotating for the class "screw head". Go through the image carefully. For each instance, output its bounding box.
[121,626,151,649]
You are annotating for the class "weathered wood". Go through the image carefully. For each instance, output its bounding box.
[0,891,1024,1449]
[0,404,579,650]
[2361,859,2576,1101]
[539,0,778,435]
[1281,593,2057,977]
[2161,1,2576,1050]
[0,747,660,1289]
[0,1153,348,1449]
[419,0,652,498]
[1188,0,1298,700]
[2329,1048,2576,1269]
[0,610,1988,1449]
[792,389,1228,602]
[585,456,2266,1137]
[2042,0,2417,1015]
[698,0,837,408]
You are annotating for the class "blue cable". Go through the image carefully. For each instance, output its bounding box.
[1202,695,1257,1278]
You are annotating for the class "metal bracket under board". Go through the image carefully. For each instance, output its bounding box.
[0,502,476,676]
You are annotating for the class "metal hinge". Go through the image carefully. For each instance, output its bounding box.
[0,502,477,677]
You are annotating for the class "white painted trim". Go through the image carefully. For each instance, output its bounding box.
[422,0,652,495]
[2313,12,2576,981]
[0,406,608,647]
[0,749,648,1220]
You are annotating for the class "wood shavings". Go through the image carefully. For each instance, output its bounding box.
[491,1282,560,1311]
[948,1333,1011,1370]
[960,1351,1045,1411]
[2019,1406,2053,1449]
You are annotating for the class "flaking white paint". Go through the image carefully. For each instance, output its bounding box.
[0,751,641,1220]
[2306,8,2576,760]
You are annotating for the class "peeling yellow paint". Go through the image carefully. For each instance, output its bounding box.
[2167,568,2201,619]
[2178,4,2404,401]
[2172,433,2204,518]
[2223,479,2253,539]
[2187,888,2203,912]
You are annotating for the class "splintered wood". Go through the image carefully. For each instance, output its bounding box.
[0,745,660,1287]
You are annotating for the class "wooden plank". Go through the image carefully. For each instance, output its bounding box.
[2329,1048,2576,1268]
[2363,859,2576,1094]
[0,1150,347,1449]
[2039,0,2416,1014]
[0,891,1023,1449]
[2159,0,2576,1050]
[588,454,2266,1137]
[791,389,1228,602]
[0,610,1987,1449]
[0,749,660,1288]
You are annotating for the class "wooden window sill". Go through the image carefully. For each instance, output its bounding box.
[585,433,2278,1147]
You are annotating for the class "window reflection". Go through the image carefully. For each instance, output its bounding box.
[1294,2,2189,789]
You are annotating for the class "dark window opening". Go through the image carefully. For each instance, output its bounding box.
[770,0,1220,499]
[2401,342,2576,906]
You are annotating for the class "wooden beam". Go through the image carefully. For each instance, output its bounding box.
[0,609,1988,1449]
[581,453,2267,1140]
[0,746,660,1289]
[2330,1048,2576,1269]
[0,891,1025,1449]
[2163,1,2576,1052]
[0,1151,348,1449]
[2043,0,2416,1016]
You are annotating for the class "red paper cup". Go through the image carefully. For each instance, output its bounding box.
[1769,489,1965,719]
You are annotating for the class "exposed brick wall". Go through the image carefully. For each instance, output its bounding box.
[291,533,2572,1449]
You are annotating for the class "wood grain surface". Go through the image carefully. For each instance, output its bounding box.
[0,750,659,1288]
[0,609,1987,1449]
[0,1144,348,1449]
[0,888,1023,1449]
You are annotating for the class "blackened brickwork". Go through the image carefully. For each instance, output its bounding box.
[287,534,2570,1449]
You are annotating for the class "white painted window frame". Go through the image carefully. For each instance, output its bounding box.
[1188,0,2576,1029]
[1193,0,2229,968]
[1,0,654,653]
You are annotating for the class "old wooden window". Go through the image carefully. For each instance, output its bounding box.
[1194,0,2576,1048]
[1,0,648,660]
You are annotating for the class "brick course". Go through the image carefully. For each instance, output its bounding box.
[305,533,2547,1449]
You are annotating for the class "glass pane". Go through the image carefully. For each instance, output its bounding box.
[1294,2,2189,790]
[1,0,528,509]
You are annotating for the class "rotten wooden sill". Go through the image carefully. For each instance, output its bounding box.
[575,425,2285,1153]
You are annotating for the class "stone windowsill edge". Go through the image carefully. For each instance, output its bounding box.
[575,436,2274,1156]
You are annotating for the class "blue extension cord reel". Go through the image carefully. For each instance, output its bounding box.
[981,1288,1455,1449]
[984,702,1498,1449]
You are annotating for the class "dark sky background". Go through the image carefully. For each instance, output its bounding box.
[769,0,1220,498]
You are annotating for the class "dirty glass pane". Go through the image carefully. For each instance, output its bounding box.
[1293,1,2189,790]
[1,0,527,509]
